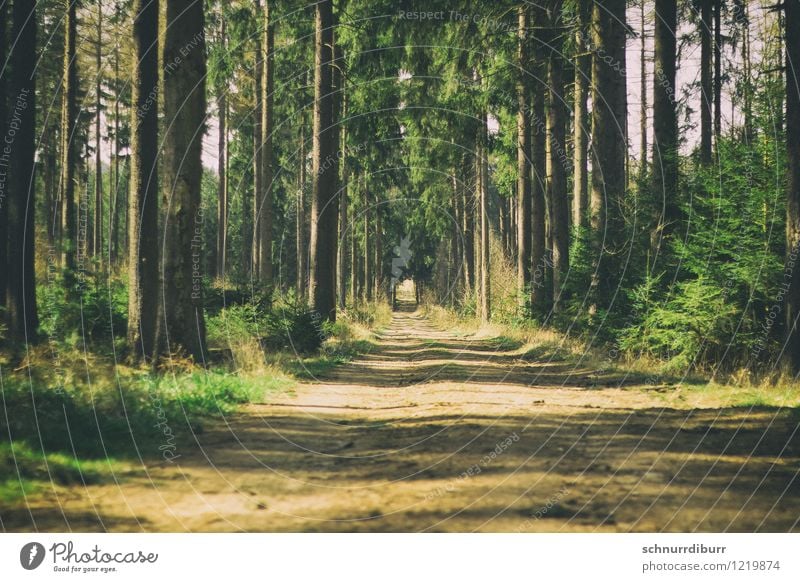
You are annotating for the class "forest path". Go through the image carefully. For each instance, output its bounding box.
[11,301,800,532]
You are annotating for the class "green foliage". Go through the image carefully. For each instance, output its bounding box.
[0,369,286,460]
[620,278,739,372]
[38,273,127,349]
[263,297,329,354]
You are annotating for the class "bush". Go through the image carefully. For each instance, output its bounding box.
[619,277,740,372]
[263,298,328,354]
[38,273,127,348]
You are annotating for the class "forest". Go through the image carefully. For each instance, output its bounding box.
[1,0,799,532]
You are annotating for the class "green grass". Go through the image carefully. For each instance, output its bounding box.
[0,441,112,504]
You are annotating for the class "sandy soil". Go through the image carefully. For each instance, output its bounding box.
[5,302,800,532]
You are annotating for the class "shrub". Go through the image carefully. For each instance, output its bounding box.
[619,277,740,372]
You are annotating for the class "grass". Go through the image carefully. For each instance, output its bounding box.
[0,441,112,504]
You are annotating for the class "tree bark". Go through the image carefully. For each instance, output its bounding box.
[516,5,532,306]
[161,0,207,359]
[364,176,372,302]
[547,0,569,311]
[699,0,712,164]
[127,0,160,361]
[530,3,547,313]
[257,0,274,288]
[713,0,722,150]
[93,0,103,268]
[462,155,475,297]
[297,112,306,298]
[0,0,7,308]
[590,0,628,307]
[215,89,227,279]
[5,0,38,341]
[639,0,648,177]
[652,0,679,257]
[784,0,800,370]
[478,113,491,322]
[573,0,591,229]
[309,0,338,321]
[61,0,78,286]
[252,4,263,280]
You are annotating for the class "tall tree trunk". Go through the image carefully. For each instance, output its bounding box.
[699,0,712,164]
[349,178,358,302]
[337,86,348,310]
[742,0,753,140]
[127,0,160,361]
[590,0,628,308]
[573,0,590,230]
[713,0,722,150]
[478,114,490,322]
[547,0,569,311]
[364,176,372,302]
[784,0,800,370]
[297,113,306,298]
[0,0,7,309]
[639,0,648,178]
[111,40,120,266]
[161,0,207,359]
[93,0,103,268]
[61,0,78,286]
[257,0,274,288]
[530,3,547,313]
[252,5,263,280]
[215,87,227,279]
[5,0,38,341]
[652,0,679,259]
[309,0,338,321]
[374,203,382,300]
[462,156,475,297]
[516,5,532,306]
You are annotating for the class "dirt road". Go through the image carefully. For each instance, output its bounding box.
[9,302,800,531]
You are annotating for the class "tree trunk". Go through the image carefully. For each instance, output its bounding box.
[5,0,38,341]
[714,0,722,150]
[374,202,382,300]
[127,0,160,361]
[516,5,532,306]
[337,87,348,310]
[297,113,306,298]
[93,0,103,269]
[478,115,490,323]
[590,0,628,308]
[61,0,78,286]
[639,0,648,177]
[111,40,120,266]
[252,5,263,280]
[547,0,569,311]
[364,176,373,302]
[699,0,712,164]
[216,88,227,279]
[573,0,591,230]
[652,0,679,257]
[257,0,274,288]
[161,0,207,359]
[784,0,800,370]
[309,0,338,321]
[0,0,7,309]
[530,4,547,313]
[462,155,475,297]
